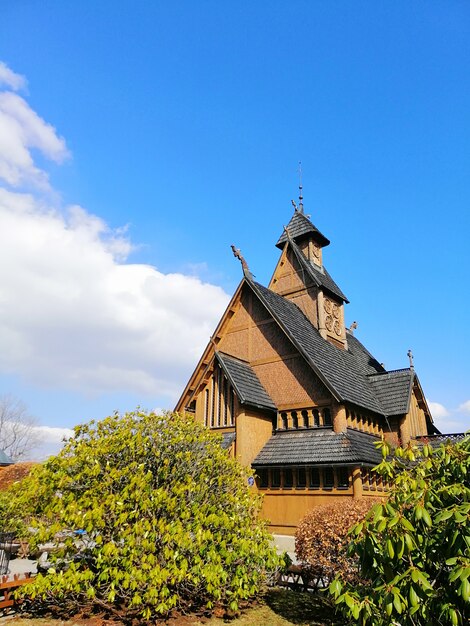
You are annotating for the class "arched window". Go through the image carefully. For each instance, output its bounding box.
[301,410,309,428]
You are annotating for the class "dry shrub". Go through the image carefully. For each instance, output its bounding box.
[0,462,37,491]
[295,498,379,583]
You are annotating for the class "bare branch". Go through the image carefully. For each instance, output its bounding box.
[0,394,43,461]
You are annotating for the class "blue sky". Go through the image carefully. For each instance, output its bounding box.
[0,1,469,456]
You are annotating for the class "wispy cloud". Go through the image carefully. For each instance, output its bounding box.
[427,401,450,419]
[458,400,470,414]
[0,62,230,405]
[0,61,26,91]
[428,399,470,434]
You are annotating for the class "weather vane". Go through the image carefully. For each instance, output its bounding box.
[298,161,304,213]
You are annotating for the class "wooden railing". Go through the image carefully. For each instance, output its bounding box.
[0,573,35,610]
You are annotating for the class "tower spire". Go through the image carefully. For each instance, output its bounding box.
[298,161,304,213]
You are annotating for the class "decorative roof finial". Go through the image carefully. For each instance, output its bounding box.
[407,349,414,370]
[349,321,358,334]
[298,161,304,213]
[231,244,253,279]
[291,199,298,211]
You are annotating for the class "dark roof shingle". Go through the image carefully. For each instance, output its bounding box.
[368,369,414,416]
[252,428,382,466]
[276,210,330,249]
[250,281,384,414]
[216,352,276,411]
[289,240,349,302]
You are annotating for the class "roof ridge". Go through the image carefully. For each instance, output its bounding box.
[368,368,412,377]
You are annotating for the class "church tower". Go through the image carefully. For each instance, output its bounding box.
[269,198,348,349]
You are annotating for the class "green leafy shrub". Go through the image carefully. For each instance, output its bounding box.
[295,498,378,584]
[330,436,470,625]
[16,410,280,620]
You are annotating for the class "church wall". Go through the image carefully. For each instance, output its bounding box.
[260,492,353,536]
[406,389,428,437]
[269,247,307,296]
[254,356,331,409]
[286,289,318,326]
[236,408,274,468]
[269,249,319,327]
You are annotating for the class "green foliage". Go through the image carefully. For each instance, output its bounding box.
[15,410,280,619]
[0,488,28,538]
[329,436,470,625]
[295,498,379,583]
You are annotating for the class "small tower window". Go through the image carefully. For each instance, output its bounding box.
[323,408,332,427]
[313,409,320,427]
[301,410,309,428]
[281,412,288,429]
[291,411,298,429]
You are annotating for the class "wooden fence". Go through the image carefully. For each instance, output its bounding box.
[0,573,35,611]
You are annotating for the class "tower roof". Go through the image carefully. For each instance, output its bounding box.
[276,209,330,249]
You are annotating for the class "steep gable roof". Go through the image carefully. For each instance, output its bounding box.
[289,239,349,302]
[248,280,385,414]
[276,210,330,249]
[215,352,276,412]
[368,369,414,416]
[252,428,382,466]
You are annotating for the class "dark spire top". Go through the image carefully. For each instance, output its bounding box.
[276,165,330,249]
[231,244,253,279]
[276,208,330,249]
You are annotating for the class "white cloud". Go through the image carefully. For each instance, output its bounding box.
[27,425,74,461]
[0,63,230,405]
[427,401,450,419]
[0,90,69,189]
[0,61,26,91]
[458,400,470,413]
[0,188,229,399]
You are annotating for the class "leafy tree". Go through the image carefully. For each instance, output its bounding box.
[295,498,379,584]
[329,436,470,625]
[15,410,280,620]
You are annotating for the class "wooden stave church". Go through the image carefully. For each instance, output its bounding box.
[176,201,438,535]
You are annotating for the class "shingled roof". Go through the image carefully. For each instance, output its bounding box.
[289,239,349,302]
[248,280,385,414]
[276,210,330,249]
[215,352,276,412]
[252,428,382,466]
[368,369,414,416]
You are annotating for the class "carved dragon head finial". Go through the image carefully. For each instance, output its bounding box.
[349,321,358,334]
[407,349,414,370]
[231,244,253,279]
